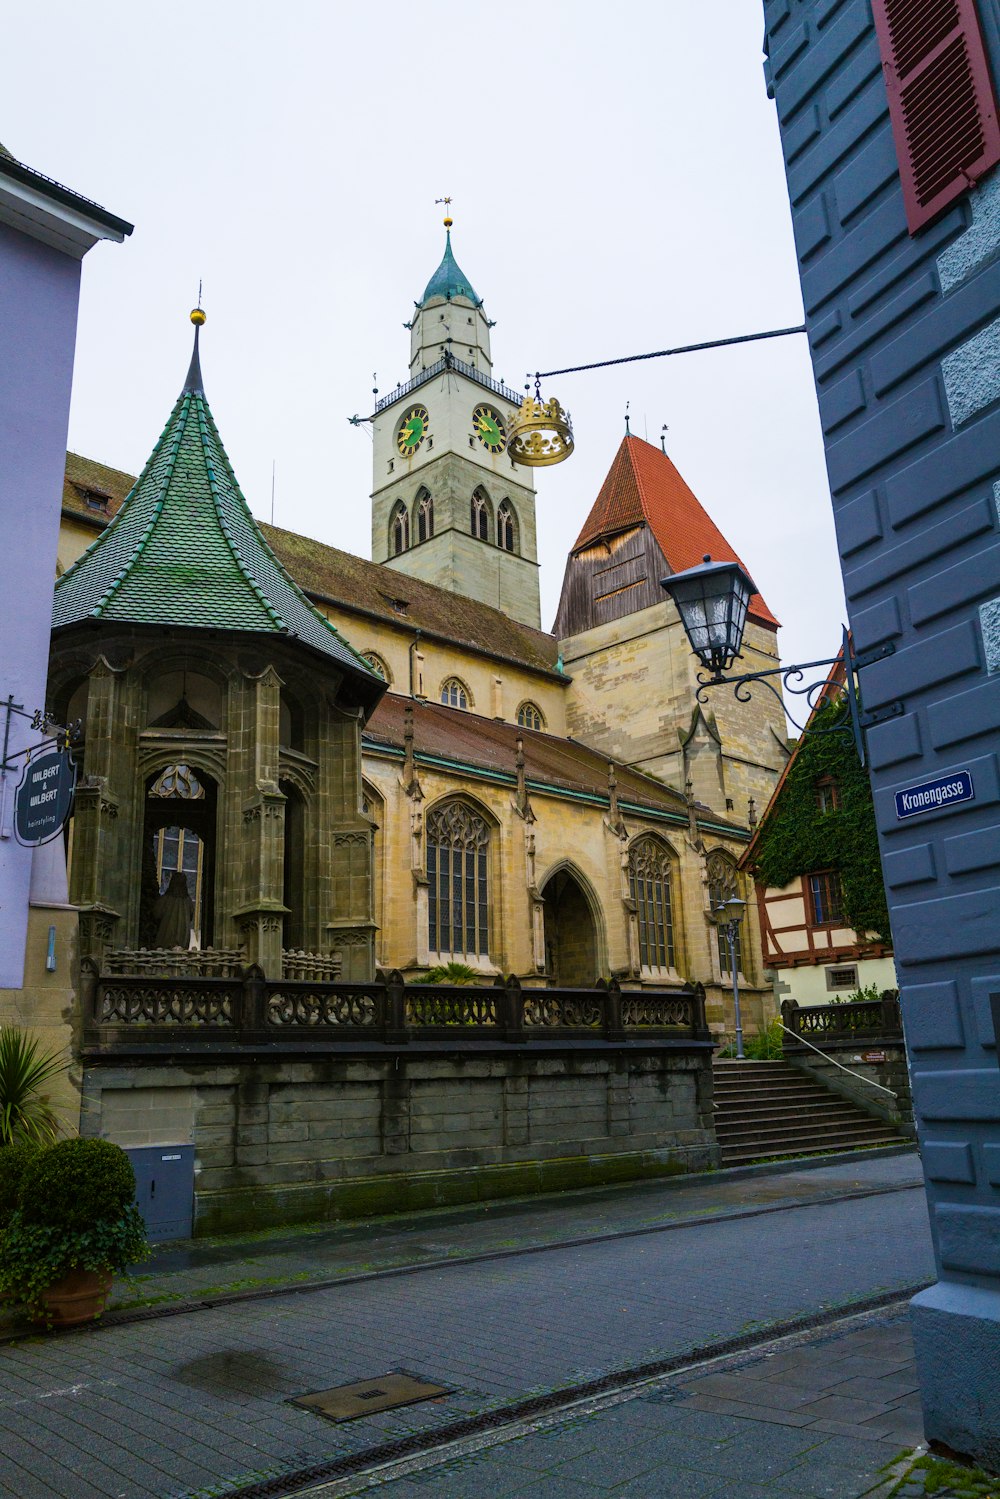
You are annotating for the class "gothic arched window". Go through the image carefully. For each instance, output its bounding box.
[362,652,390,684]
[415,488,434,544]
[440,677,470,710]
[706,848,743,977]
[427,800,490,959]
[497,500,518,554]
[629,836,675,972]
[389,500,409,556]
[516,701,543,731]
[471,487,491,541]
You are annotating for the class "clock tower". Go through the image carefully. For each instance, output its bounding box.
[371,219,541,628]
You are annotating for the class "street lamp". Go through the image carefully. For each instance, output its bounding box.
[713,896,746,1059]
[660,555,902,767]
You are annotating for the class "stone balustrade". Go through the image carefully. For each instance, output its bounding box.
[81,960,710,1053]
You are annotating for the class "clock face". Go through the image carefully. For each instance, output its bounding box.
[397,406,430,456]
[473,405,506,454]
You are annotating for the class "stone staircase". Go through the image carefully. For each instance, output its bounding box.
[712,1059,905,1167]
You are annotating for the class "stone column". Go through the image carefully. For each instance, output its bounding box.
[72,657,124,959]
[232,665,286,978]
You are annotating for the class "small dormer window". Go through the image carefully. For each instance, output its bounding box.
[75,484,112,514]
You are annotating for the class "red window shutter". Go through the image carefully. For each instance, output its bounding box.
[872,0,1000,233]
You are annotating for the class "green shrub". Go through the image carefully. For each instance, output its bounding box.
[0,1138,148,1320]
[0,1142,39,1228]
[846,982,883,1005]
[0,1207,149,1320]
[412,962,482,986]
[19,1137,137,1233]
[718,1018,784,1060]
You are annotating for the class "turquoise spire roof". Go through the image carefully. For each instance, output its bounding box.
[53,318,382,689]
[420,229,479,305]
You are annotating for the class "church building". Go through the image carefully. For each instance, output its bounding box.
[53,223,790,1038]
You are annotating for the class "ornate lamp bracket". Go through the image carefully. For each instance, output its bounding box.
[694,627,901,768]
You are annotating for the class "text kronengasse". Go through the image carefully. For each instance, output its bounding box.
[894,771,974,819]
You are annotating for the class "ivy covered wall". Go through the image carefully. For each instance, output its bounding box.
[747,702,891,942]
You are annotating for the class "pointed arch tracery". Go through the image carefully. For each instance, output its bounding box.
[426,798,492,960]
[628,834,676,973]
[706,847,745,977]
[497,499,518,554]
[415,487,434,544]
[440,676,471,710]
[389,500,410,556]
[471,486,492,542]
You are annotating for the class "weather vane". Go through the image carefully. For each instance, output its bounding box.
[434,196,453,226]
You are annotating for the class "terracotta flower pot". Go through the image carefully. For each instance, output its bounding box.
[33,1268,113,1328]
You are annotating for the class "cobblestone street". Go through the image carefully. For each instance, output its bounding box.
[0,1153,936,1499]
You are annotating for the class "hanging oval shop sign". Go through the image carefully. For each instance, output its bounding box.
[14,749,77,846]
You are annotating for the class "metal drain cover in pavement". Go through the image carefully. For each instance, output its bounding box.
[289,1372,452,1423]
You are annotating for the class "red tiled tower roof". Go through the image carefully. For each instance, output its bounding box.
[572,435,778,629]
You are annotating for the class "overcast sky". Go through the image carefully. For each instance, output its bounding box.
[7,0,847,682]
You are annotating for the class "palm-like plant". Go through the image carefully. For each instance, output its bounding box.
[412,962,482,985]
[0,1029,69,1147]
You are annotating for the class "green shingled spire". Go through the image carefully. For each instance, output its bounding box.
[420,229,479,305]
[53,313,381,684]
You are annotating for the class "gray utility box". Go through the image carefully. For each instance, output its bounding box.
[126,1144,194,1242]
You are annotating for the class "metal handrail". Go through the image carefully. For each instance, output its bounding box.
[778,1021,897,1099]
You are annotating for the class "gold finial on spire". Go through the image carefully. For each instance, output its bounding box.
[435,195,453,228]
[190,279,205,325]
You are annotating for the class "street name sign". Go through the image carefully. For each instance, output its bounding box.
[894,770,974,820]
[14,750,77,846]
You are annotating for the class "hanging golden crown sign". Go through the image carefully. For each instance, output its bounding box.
[507,377,574,467]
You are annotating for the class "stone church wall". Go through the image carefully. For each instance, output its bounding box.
[560,603,787,819]
[81,1047,718,1234]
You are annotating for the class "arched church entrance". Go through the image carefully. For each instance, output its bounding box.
[542,868,598,987]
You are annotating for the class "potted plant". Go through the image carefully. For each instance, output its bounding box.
[0,1137,148,1327]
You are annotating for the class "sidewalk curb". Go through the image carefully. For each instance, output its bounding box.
[704,1142,916,1182]
[0,1169,925,1347]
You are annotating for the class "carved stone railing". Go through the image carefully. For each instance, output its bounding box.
[781,993,902,1046]
[81,963,711,1051]
[281,949,342,982]
[96,977,241,1029]
[102,948,246,978]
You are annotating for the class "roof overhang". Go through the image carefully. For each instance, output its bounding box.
[0,158,132,258]
[50,618,388,722]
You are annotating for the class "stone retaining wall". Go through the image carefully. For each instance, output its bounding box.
[83,1044,718,1234]
[784,1044,914,1135]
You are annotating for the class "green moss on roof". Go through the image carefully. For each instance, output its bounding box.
[53,336,381,685]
